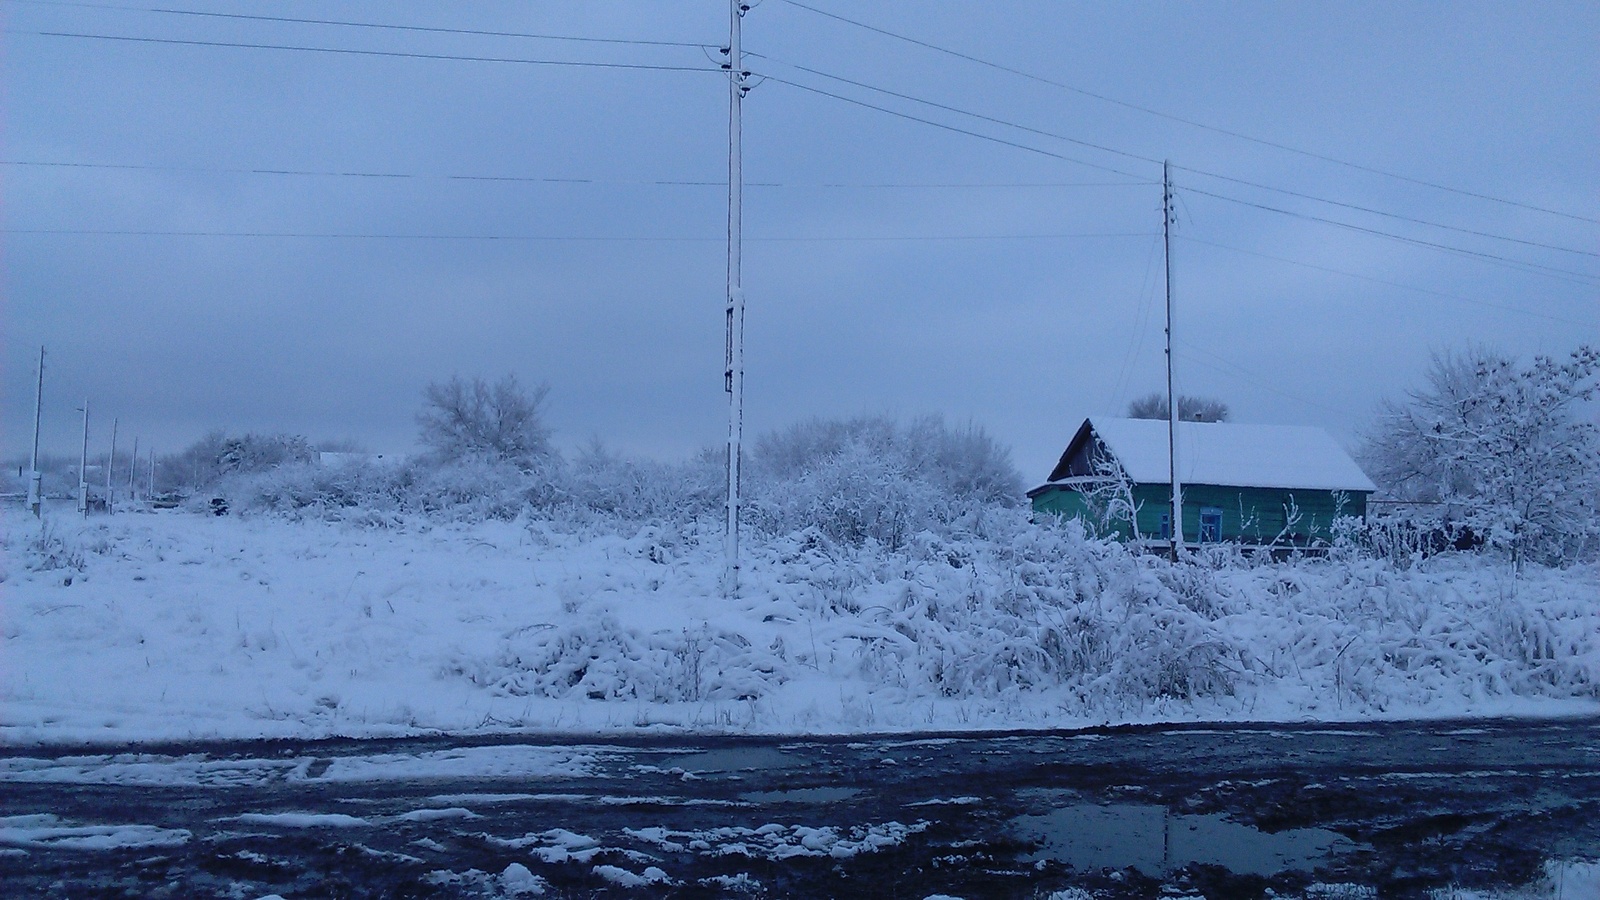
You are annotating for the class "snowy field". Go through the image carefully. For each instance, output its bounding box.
[2,503,1597,745]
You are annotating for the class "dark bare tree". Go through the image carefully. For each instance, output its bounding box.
[417,374,552,467]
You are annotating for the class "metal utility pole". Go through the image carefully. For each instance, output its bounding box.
[1163,161,1183,561]
[722,0,750,597]
[77,400,90,517]
[105,418,118,515]
[27,346,44,517]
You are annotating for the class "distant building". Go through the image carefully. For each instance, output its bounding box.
[1029,417,1375,549]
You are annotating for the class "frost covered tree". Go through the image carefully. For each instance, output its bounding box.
[1362,345,1600,565]
[417,374,552,468]
[218,433,315,474]
[745,415,1023,546]
[1127,392,1230,423]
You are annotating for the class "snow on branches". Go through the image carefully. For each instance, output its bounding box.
[1363,345,1600,566]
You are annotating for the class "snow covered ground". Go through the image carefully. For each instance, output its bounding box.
[2,504,1596,745]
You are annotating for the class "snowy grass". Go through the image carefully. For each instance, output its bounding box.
[1,504,1595,744]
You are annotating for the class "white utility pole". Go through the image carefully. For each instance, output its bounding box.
[77,400,90,517]
[105,418,118,515]
[1163,161,1183,561]
[148,448,156,497]
[27,346,44,518]
[128,436,139,500]
[722,0,749,597]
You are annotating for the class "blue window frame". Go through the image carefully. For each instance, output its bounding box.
[1199,507,1223,543]
[1159,512,1171,540]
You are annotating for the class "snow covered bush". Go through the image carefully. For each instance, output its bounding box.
[1362,345,1600,566]
[744,415,1022,548]
[226,457,555,523]
[558,441,721,524]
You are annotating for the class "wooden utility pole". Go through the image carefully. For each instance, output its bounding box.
[723,0,749,597]
[1163,161,1183,561]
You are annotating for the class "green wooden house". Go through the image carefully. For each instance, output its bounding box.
[1029,417,1376,548]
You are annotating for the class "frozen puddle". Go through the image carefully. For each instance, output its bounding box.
[661,746,800,775]
[1013,803,1356,876]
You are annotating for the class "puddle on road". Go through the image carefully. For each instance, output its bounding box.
[662,747,799,775]
[1013,803,1355,876]
[738,787,860,805]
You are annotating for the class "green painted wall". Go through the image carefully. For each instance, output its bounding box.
[1031,482,1367,545]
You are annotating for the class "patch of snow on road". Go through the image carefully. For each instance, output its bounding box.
[626,819,930,860]
[0,814,191,850]
[396,807,481,822]
[227,812,371,828]
[310,746,600,782]
[499,862,547,896]
[593,864,673,887]
[0,754,300,787]
[484,828,604,864]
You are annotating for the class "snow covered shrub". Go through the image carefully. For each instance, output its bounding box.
[228,461,403,520]
[559,441,721,524]
[18,517,87,573]
[474,618,780,702]
[745,415,1022,547]
[227,456,562,523]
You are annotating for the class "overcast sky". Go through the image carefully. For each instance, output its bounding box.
[5,0,1596,480]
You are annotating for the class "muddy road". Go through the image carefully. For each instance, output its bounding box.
[2,717,1596,898]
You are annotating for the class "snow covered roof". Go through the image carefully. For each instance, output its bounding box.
[1045,417,1377,493]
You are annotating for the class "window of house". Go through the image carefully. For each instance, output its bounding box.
[1199,507,1223,543]
[1159,513,1171,540]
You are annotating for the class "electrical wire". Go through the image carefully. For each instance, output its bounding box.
[761,56,1598,260]
[26,30,720,72]
[1173,344,1364,420]
[1180,186,1600,285]
[4,228,1159,243]
[763,71,1599,285]
[38,22,1587,260]
[1176,235,1595,327]
[8,0,719,49]
[1,160,1149,190]
[762,74,1147,180]
[776,0,1599,226]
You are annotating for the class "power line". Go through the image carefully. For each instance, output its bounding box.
[5,227,1159,242]
[776,0,1599,226]
[1173,165,1599,259]
[1180,186,1600,285]
[761,57,1598,260]
[762,75,1148,180]
[27,30,719,72]
[763,70,1599,285]
[1177,235,1597,327]
[1173,344,1364,420]
[9,0,718,49]
[1,160,1148,190]
[43,22,1585,260]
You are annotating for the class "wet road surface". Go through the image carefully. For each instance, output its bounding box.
[1,717,1596,898]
